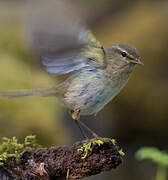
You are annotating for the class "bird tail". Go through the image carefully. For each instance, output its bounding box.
[0,87,61,99]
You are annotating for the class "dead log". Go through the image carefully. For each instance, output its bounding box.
[0,139,123,180]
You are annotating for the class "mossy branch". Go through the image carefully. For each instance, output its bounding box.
[0,136,123,180]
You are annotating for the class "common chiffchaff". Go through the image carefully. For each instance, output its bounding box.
[1,2,143,137]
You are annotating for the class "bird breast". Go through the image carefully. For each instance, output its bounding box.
[63,67,132,116]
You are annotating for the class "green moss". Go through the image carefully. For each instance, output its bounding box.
[118,149,125,157]
[0,135,41,166]
[78,138,123,159]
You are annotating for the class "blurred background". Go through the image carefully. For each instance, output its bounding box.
[0,0,168,179]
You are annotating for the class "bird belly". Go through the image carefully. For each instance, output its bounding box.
[80,86,121,115]
[63,70,127,116]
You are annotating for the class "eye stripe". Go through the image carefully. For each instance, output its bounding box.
[127,55,134,60]
[115,47,136,60]
[120,51,135,60]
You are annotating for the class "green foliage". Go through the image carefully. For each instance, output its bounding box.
[78,138,123,159]
[136,147,168,166]
[136,147,168,180]
[0,135,41,166]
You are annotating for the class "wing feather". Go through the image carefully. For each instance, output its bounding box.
[28,0,106,75]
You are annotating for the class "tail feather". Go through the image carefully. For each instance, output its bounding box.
[0,87,60,99]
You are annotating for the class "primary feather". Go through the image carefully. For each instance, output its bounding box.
[28,1,106,75]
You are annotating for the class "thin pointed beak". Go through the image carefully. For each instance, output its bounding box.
[130,59,144,65]
[135,59,144,65]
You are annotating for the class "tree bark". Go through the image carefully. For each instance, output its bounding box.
[0,139,122,180]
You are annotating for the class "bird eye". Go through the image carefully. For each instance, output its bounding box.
[121,52,127,57]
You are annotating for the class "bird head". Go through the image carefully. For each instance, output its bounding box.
[105,43,143,74]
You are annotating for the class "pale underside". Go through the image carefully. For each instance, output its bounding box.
[63,67,130,116]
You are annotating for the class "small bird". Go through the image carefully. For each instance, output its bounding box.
[1,31,143,137]
[0,2,143,138]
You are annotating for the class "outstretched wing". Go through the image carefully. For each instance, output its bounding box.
[28,0,106,75]
[80,30,106,67]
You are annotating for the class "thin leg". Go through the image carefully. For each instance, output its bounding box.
[70,109,88,139]
[71,108,100,139]
[78,119,100,139]
[74,120,88,139]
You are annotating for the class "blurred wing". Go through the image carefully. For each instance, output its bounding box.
[0,87,62,98]
[27,0,106,75]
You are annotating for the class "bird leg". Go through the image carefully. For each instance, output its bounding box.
[71,109,100,139]
[77,119,100,139]
[71,109,88,139]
